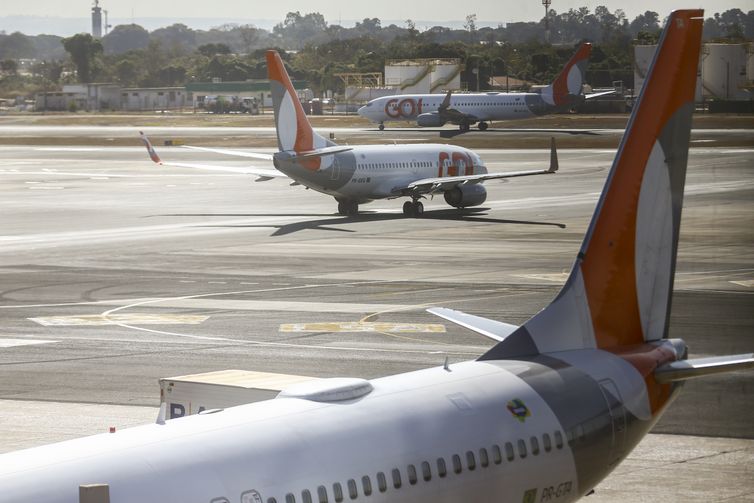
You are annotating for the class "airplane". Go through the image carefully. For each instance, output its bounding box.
[358,42,613,131]
[1,10,752,503]
[140,52,559,218]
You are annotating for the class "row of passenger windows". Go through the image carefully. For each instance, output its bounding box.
[357,160,468,171]
[265,430,565,503]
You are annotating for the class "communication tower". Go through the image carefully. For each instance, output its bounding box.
[542,0,552,43]
[92,0,103,38]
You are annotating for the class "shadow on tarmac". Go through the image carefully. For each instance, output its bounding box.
[155,208,567,237]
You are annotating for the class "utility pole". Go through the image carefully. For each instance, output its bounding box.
[542,0,552,43]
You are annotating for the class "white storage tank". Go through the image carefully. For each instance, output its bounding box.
[701,43,750,100]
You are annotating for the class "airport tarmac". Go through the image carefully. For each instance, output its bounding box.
[0,127,752,500]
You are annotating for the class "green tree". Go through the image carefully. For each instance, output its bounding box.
[102,24,150,54]
[62,33,103,83]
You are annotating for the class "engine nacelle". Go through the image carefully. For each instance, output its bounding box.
[416,112,446,127]
[443,184,487,208]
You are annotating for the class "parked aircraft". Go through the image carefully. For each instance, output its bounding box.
[358,43,612,131]
[1,11,752,503]
[141,51,558,217]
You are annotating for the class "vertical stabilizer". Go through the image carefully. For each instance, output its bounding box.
[266,50,335,166]
[481,10,704,359]
[541,42,592,107]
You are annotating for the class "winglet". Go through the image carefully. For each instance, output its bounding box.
[548,137,559,173]
[139,131,162,164]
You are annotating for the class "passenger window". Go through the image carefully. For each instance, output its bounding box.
[531,436,540,455]
[347,479,357,500]
[466,450,476,470]
[407,464,417,485]
[555,430,564,449]
[285,494,295,503]
[302,489,312,503]
[437,457,447,478]
[361,476,372,496]
[268,498,277,503]
[492,444,502,464]
[479,448,489,467]
[518,439,528,458]
[421,461,431,481]
[332,483,343,503]
[505,442,515,461]
[543,433,552,452]
[376,472,387,493]
[392,468,402,489]
[317,486,328,503]
[452,454,462,474]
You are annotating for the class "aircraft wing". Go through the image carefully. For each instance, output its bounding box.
[654,353,754,383]
[427,307,519,342]
[140,132,286,181]
[585,90,616,100]
[182,145,274,160]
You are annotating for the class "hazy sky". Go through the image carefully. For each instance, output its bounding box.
[1,0,747,26]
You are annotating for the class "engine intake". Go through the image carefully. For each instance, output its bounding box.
[443,184,487,208]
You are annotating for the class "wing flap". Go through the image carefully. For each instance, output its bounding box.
[654,353,754,383]
[182,145,274,160]
[427,307,519,342]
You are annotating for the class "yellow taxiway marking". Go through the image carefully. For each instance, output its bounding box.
[279,322,446,333]
[0,338,58,348]
[28,314,210,327]
[730,280,754,288]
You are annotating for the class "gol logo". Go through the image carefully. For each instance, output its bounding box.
[507,398,531,423]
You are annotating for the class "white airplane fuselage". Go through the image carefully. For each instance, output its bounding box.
[359,92,553,125]
[274,143,485,203]
[0,353,668,503]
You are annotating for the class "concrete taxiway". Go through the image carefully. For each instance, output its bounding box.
[0,126,752,500]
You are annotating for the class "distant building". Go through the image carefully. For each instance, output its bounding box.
[35,83,119,111]
[121,87,191,111]
[185,80,310,109]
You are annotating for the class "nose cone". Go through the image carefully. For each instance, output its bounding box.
[357,104,370,118]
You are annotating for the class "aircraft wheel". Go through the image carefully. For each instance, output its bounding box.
[346,201,359,216]
[378,123,385,131]
[337,201,347,215]
[460,123,470,132]
[403,201,414,216]
[413,201,424,217]
[478,122,488,131]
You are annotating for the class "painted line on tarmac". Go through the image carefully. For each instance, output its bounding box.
[0,338,58,348]
[28,314,209,327]
[279,322,446,333]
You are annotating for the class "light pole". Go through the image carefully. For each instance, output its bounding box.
[542,0,552,43]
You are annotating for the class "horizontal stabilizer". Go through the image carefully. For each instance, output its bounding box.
[654,353,754,383]
[291,145,354,161]
[427,307,519,342]
[182,145,274,160]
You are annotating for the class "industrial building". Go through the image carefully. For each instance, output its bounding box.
[635,42,754,106]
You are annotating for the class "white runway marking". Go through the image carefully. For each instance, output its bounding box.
[0,338,58,348]
[280,322,446,333]
[730,280,754,288]
[28,314,210,327]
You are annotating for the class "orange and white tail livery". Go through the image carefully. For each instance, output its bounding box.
[545,42,592,106]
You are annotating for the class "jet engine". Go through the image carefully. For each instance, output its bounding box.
[443,184,487,208]
[416,112,446,127]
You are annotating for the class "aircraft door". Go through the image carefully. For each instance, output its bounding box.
[598,378,626,466]
[330,156,341,181]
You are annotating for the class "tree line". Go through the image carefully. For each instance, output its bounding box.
[0,7,751,99]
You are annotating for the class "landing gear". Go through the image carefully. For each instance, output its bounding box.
[459,123,471,132]
[478,121,488,131]
[402,200,424,217]
[337,200,359,216]
[378,122,385,131]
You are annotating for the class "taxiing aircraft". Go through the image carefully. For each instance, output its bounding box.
[358,43,612,131]
[2,10,752,503]
[141,51,558,217]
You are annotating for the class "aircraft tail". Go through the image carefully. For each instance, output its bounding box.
[541,42,592,108]
[481,10,704,359]
[266,50,335,167]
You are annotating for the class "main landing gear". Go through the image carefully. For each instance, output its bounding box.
[337,200,359,216]
[402,199,424,217]
[478,121,488,131]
